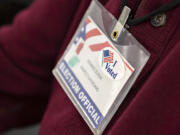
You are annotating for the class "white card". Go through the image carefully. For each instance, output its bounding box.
[54,16,134,129]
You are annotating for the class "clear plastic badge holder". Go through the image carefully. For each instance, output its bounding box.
[53,0,150,135]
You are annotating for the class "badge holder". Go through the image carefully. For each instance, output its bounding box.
[53,0,150,135]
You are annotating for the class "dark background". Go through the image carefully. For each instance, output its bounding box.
[0,1,39,135]
[0,0,33,26]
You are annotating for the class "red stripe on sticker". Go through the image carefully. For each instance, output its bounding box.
[76,42,84,54]
[86,29,102,40]
[89,41,113,52]
[86,18,91,25]
[121,57,134,73]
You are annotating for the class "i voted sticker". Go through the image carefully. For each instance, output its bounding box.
[99,47,125,80]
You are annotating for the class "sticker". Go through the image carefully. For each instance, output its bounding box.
[99,47,125,80]
[54,16,134,128]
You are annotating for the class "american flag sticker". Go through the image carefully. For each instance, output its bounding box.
[103,50,114,63]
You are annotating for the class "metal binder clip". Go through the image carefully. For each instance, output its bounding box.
[111,6,131,42]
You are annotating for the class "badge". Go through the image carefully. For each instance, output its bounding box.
[54,16,134,128]
[53,1,149,134]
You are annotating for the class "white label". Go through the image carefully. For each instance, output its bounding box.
[55,16,134,128]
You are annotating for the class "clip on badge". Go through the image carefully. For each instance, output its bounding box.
[111,6,131,42]
[52,1,150,134]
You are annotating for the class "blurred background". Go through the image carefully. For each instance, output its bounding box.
[2,124,40,135]
[0,1,39,135]
[0,0,33,26]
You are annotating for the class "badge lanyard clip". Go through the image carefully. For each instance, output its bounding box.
[111,6,131,42]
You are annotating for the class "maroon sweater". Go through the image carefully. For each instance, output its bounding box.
[0,0,179,134]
